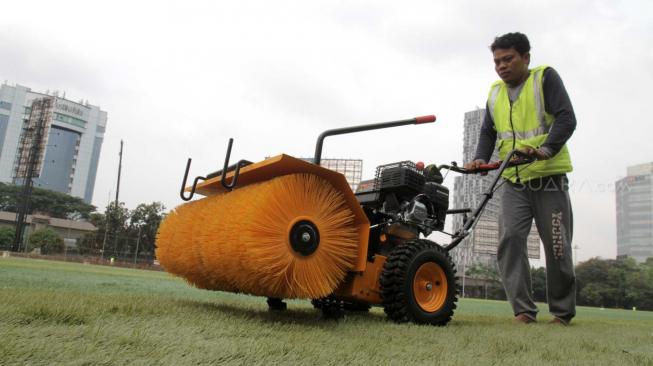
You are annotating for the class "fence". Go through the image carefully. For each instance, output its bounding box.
[1,232,161,271]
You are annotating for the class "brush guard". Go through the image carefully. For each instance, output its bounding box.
[179,138,253,200]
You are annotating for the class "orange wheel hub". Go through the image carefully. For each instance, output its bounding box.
[413,262,448,312]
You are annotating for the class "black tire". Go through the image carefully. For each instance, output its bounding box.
[343,301,371,312]
[267,297,287,311]
[312,299,371,313]
[311,296,345,320]
[380,239,458,325]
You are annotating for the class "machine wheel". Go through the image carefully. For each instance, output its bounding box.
[311,296,345,320]
[267,297,287,311]
[343,301,371,312]
[312,299,371,313]
[380,239,457,325]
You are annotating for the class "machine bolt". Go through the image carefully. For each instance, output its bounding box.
[289,220,320,256]
[426,282,433,291]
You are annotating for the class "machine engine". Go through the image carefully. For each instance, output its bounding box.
[355,161,449,240]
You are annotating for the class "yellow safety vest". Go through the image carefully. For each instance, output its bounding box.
[488,65,572,183]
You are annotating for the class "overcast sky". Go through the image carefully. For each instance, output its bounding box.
[2,0,652,262]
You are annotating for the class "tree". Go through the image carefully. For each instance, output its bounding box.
[531,267,547,302]
[0,182,95,219]
[624,269,653,310]
[467,263,501,282]
[128,202,166,257]
[466,263,505,300]
[644,257,653,268]
[77,201,165,260]
[575,257,653,310]
[87,212,106,232]
[576,257,611,303]
[102,201,130,256]
[105,202,130,233]
[606,257,638,308]
[579,282,612,307]
[0,226,14,249]
[27,228,64,254]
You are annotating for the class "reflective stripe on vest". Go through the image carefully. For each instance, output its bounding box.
[490,67,550,141]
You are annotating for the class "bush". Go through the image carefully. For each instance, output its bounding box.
[0,226,14,249]
[28,228,64,254]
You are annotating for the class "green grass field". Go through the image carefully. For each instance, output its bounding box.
[1,257,652,366]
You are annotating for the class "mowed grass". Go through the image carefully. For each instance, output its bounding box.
[1,257,652,366]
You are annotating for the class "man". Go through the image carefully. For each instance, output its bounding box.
[464,32,576,325]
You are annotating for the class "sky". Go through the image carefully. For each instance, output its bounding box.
[1,0,652,263]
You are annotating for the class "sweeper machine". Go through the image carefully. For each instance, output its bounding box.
[155,115,533,326]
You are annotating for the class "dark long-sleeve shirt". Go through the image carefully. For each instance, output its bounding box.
[474,67,577,162]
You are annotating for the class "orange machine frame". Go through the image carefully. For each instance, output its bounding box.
[335,255,387,304]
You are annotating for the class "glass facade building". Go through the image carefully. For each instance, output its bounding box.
[616,163,653,263]
[451,108,540,267]
[0,83,107,203]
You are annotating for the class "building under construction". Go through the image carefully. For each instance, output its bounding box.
[14,98,53,181]
[0,83,107,251]
[0,83,107,203]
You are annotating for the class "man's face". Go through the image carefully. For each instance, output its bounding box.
[493,47,530,86]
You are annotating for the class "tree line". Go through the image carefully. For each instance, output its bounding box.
[0,182,95,219]
[0,183,166,261]
[81,201,166,260]
[465,257,653,311]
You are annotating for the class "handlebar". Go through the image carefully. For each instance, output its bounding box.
[314,115,436,165]
[437,150,535,175]
[442,149,536,252]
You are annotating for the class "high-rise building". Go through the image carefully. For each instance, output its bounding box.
[616,162,653,263]
[0,83,107,203]
[450,108,540,267]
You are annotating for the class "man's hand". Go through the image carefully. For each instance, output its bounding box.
[518,147,552,160]
[464,159,489,175]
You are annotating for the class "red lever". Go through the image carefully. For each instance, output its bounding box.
[477,162,501,171]
[414,115,436,124]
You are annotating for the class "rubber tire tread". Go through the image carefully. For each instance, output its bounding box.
[312,299,371,312]
[311,296,345,320]
[380,239,458,325]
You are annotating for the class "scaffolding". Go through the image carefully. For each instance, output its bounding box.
[12,97,54,251]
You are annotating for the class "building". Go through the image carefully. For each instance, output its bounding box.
[300,158,363,191]
[616,162,653,263]
[0,83,107,203]
[0,210,97,250]
[450,108,540,267]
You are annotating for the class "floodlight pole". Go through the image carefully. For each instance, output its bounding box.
[112,140,123,260]
[115,140,123,204]
[100,190,111,260]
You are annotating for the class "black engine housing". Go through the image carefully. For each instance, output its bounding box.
[355,161,449,233]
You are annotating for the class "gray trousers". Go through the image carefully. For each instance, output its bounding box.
[497,174,576,321]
